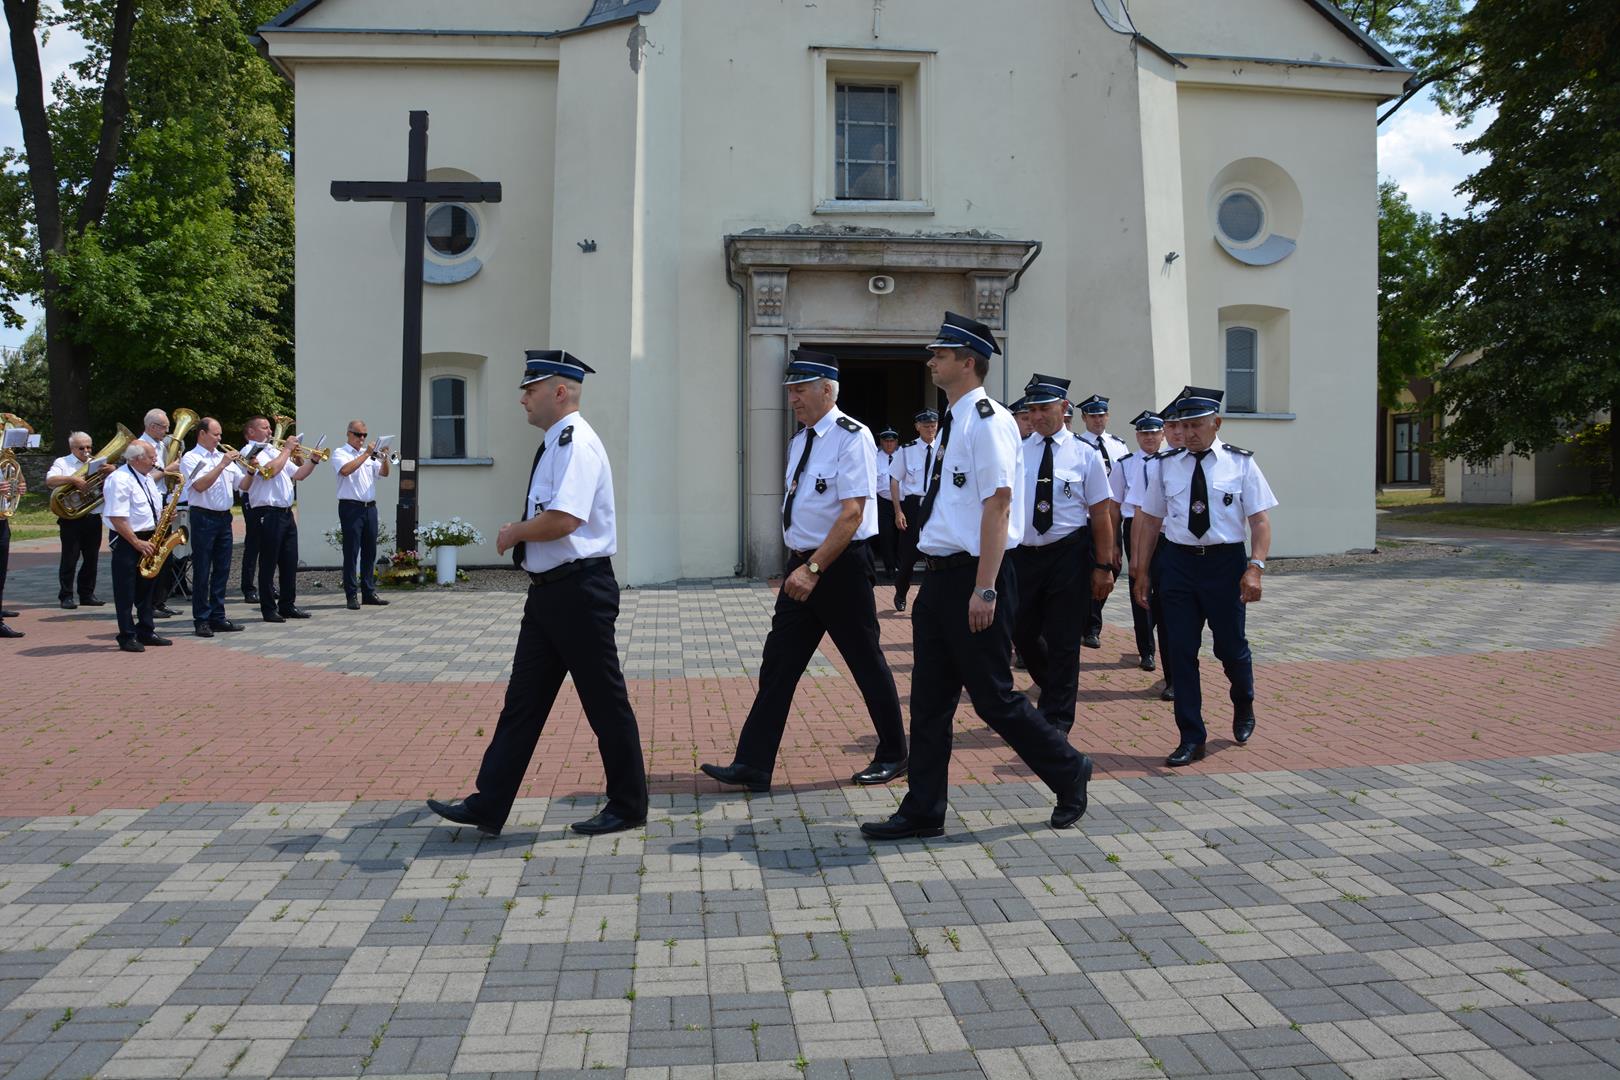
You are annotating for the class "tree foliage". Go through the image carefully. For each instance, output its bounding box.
[0,328,50,442]
[1377,179,1442,407]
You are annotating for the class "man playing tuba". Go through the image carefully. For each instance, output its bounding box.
[45,431,114,610]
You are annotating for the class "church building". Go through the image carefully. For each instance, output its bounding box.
[258,0,1408,583]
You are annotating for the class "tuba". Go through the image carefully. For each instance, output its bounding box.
[0,412,31,520]
[50,423,134,519]
[159,408,199,492]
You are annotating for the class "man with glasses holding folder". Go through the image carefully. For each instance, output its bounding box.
[331,420,393,611]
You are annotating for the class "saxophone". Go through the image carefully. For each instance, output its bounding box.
[139,462,194,579]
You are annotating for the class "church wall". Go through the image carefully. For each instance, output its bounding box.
[1128,0,1380,67]
[1176,85,1380,554]
[290,62,559,568]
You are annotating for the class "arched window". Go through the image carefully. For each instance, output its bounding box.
[430,376,467,458]
[1224,326,1258,413]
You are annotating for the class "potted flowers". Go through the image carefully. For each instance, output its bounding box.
[376,550,424,587]
[416,517,485,586]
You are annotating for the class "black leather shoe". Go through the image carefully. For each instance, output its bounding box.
[194,623,214,638]
[894,595,906,612]
[362,594,389,606]
[154,604,176,619]
[1233,707,1256,745]
[1140,654,1156,672]
[0,623,23,639]
[572,809,647,836]
[851,758,907,786]
[60,598,78,610]
[1082,634,1102,649]
[80,596,106,607]
[1166,743,1206,767]
[426,798,501,837]
[262,611,286,623]
[137,634,173,647]
[119,638,145,653]
[243,589,260,604]
[0,608,18,618]
[346,596,361,610]
[283,608,312,619]
[210,621,244,633]
[1160,684,1175,702]
[860,813,943,840]
[1051,754,1094,829]
[700,762,772,793]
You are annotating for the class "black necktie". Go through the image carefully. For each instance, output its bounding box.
[914,410,953,533]
[1033,436,1054,535]
[1189,449,1212,538]
[1094,435,1112,474]
[782,429,816,532]
[512,440,547,568]
[923,444,933,492]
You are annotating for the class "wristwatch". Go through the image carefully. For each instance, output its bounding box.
[807,561,822,576]
[1247,558,1266,571]
[1092,562,1112,572]
[978,587,997,603]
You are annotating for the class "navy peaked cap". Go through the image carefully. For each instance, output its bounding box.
[784,348,839,384]
[927,311,1001,358]
[522,350,595,385]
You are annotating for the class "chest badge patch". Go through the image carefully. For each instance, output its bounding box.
[1191,499,1207,515]
[952,472,967,488]
[1223,492,1234,506]
[814,477,827,494]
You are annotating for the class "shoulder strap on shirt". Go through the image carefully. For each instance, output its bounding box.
[1119,451,1135,461]
[835,416,862,434]
[1222,444,1254,456]
[975,398,995,419]
[1154,447,1186,460]
[558,426,574,447]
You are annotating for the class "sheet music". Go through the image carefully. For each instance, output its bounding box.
[86,456,108,473]
[376,435,394,451]
[1,427,27,450]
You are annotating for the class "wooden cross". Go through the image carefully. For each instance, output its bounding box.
[332,110,502,552]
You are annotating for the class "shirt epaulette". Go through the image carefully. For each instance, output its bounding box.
[901,439,918,448]
[835,417,862,435]
[1119,452,1135,461]
[558,426,574,446]
[1154,447,1185,460]
[975,399,995,419]
[1223,444,1254,456]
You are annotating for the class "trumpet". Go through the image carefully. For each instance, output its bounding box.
[292,435,331,465]
[256,415,294,478]
[0,412,32,520]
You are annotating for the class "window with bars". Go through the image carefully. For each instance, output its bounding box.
[1224,327,1258,413]
[835,83,900,200]
[430,376,467,458]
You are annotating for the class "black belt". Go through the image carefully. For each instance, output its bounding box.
[1164,540,1244,556]
[191,507,232,518]
[1019,525,1089,551]
[528,556,610,586]
[257,505,292,513]
[788,537,866,562]
[339,499,375,507]
[923,551,977,571]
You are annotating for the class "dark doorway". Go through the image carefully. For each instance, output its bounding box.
[802,343,938,435]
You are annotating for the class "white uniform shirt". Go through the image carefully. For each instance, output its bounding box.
[780,407,877,553]
[917,387,1025,557]
[876,449,897,501]
[1117,450,1152,520]
[1080,430,1130,501]
[331,443,384,502]
[522,410,618,574]
[897,437,940,498]
[245,447,296,508]
[1133,438,1279,545]
[1018,427,1110,547]
[102,464,164,533]
[181,445,243,512]
[47,454,82,481]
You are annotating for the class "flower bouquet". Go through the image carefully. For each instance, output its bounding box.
[376,549,424,588]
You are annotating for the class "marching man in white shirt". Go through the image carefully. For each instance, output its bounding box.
[1130,389,1278,766]
[331,419,393,610]
[180,418,247,637]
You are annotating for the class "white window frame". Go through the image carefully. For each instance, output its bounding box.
[429,375,469,459]
[812,47,934,215]
[1223,325,1260,414]
[1214,186,1270,251]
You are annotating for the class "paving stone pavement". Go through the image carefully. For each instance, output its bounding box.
[1,753,1618,1080]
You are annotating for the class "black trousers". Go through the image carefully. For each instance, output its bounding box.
[1010,528,1091,733]
[338,499,379,598]
[892,495,923,600]
[1159,542,1253,746]
[1085,515,1123,639]
[0,518,9,613]
[899,558,1089,828]
[1122,517,1160,660]
[255,507,299,616]
[734,541,906,775]
[110,531,156,642]
[188,508,233,626]
[468,561,648,830]
[57,514,102,602]
[875,497,897,576]
[240,495,263,595]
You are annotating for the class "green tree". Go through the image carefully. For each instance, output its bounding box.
[2,0,293,451]
[1422,0,1620,498]
[1376,180,1443,407]
[0,328,51,444]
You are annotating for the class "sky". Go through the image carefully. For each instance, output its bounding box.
[1,27,1487,352]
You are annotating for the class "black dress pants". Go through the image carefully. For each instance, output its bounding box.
[1010,528,1090,734]
[109,532,156,643]
[240,497,263,595]
[1085,516,1123,639]
[256,507,299,617]
[1159,542,1253,746]
[58,514,102,602]
[898,558,1088,828]
[734,541,906,775]
[876,498,897,577]
[0,518,9,613]
[468,561,648,830]
[1123,517,1157,659]
[892,495,924,600]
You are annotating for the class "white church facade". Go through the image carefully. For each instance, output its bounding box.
[258,0,1408,583]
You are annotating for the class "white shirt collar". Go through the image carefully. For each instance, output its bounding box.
[808,407,840,439]
[949,385,988,424]
[543,409,582,446]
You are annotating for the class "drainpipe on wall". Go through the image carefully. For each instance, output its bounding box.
[1001,241,1044,402]
[723,237,748,576]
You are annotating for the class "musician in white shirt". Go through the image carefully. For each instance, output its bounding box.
[330,419,393,610]
[45,431,112,610]
[180,418,246,637]
[102,442,170,652]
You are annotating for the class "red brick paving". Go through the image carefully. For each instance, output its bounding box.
[5,567,1620,815]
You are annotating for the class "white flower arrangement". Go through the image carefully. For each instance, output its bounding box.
[323,522,395,551]
[416,516,485,549]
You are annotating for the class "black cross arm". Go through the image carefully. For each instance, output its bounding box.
[330,180,503,203]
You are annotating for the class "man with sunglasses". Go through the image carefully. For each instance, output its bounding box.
[330,420,393,610]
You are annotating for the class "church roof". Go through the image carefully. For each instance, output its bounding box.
[260,0,660,34]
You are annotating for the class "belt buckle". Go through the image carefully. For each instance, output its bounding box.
[1193,544,1208,556]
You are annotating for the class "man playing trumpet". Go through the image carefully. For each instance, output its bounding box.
[45,432,113,610]
[239,415,316,622]
[330,420,392,610]
[181,418,248,637]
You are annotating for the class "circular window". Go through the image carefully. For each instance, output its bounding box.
[1216,191,1265,245]
[425,204,478,257]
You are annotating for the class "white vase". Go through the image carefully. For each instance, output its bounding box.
[435,545,458,585]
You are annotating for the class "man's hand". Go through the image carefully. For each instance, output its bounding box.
[967,592,995,633]
[1240,566,1263,604]
[223,449,241,465]
[0,480,9,499]
[1091,568,1114,603]
[71,475,88,491]
[782,564,818,602]
[133,538,156,558]
[495,521,520,556]
[894,508,907,531]
[99,462,115,475]
[1132,573,1152,609]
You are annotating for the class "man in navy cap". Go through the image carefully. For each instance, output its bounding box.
[702,350,907,791]
[891,407,941,611]
[861,313,1094,840]
[1117,410,1166,672]
[1011,374,1115,735]
[1075,394,1130,649]
[875,427,902,579]
[428,349,649,837]
[1130,389,1277,766]
[1010,396,1034,441]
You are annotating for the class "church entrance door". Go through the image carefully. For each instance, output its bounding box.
[800,342,939,437]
